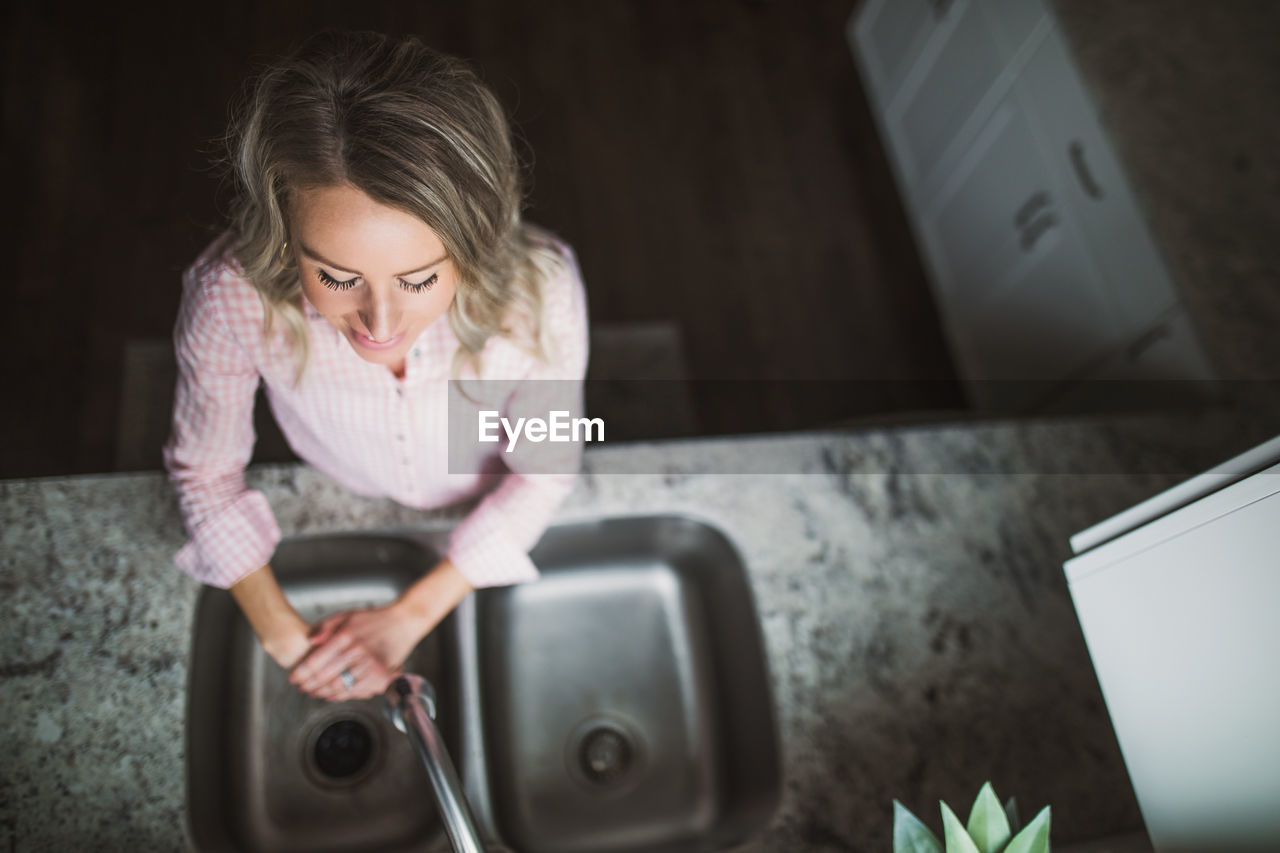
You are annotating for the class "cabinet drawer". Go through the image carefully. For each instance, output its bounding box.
[950,227,1117,385]
[926,97,1054,302]
[875,0,1049,206]
[920,82,1121,396]
[890,0,1006,200]
[981,0,1048,59]
[1093,309,1215,382]
[850,0,1046,111]
[1019,29,1179,336]
[848,0,941,111]
[1042,308,1219,413]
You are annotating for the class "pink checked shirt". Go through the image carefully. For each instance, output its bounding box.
[163,226,589,590]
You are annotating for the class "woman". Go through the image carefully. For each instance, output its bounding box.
[163,30,588,702]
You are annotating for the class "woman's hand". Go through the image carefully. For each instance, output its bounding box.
[288,557,475,702]
[288,604,421,700]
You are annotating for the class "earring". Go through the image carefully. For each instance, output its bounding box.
[278,240,295,269]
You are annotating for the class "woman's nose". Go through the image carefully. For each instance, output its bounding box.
[359,289,401,341]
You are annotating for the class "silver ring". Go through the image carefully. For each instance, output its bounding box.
[340,669,356,689]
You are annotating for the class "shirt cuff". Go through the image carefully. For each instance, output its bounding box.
[445,476,569,588]
[174,489,282,588]
[446,530,541,589]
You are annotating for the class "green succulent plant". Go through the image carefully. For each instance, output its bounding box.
[893,782,1051,853]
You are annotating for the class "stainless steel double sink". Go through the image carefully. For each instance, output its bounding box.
[186,515,781,852]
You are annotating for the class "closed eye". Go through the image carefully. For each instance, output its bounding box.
[400,273,438,293]
[316,269,439,293]
[317,269,358,291]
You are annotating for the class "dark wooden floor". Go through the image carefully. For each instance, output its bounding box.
[2,0,963,479]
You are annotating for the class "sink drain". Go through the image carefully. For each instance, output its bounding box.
[566,716,645,792]
[580,727,633,784]
[314,719,373,779]
[303,713,383,787]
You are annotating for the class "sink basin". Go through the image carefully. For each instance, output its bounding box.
[476,516,781,853]
[186,535,461,853]
[186,515,780,853]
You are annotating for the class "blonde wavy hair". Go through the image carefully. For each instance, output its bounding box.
[219,29,559,384]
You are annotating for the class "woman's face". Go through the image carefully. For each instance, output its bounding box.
[287,182,460,374]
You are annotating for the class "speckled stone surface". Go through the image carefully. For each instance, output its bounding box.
[2,409,1276,852]
[1049,0,1280,382]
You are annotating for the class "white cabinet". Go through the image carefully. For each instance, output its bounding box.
[924,90,1119,398]
[849,2,1214,412]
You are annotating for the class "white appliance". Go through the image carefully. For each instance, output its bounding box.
[1065,436,1280,852]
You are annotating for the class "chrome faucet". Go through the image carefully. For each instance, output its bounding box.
[383,674,486,853]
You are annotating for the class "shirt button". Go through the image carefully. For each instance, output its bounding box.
[412,348,421,358]
[397,434,405,442]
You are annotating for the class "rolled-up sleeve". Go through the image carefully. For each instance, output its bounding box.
[162,260,281,589]
[446,239,590,588]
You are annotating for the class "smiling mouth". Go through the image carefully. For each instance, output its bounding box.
[353,330,404,349]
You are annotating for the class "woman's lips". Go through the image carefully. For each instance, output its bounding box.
[352,330,405,351]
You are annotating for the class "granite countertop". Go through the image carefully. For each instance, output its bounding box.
[3,408,1275,851]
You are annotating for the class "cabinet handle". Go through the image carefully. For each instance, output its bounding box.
[1069,140,1105,199]
[1014,191,1051,228]
[1019,212,1058,253]
[1126,323,1171,361]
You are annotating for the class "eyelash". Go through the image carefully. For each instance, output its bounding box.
[316,269,438,293]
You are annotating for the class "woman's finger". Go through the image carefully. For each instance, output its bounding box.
[330,659,382,701]
[316,656,389,702]
[296,643,369,694]
[307,612,349,647]
[359,658,402,698]
[288,630,354,687]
